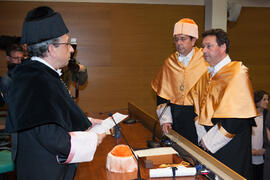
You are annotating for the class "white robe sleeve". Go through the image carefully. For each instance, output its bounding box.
[63,131,98,164]
[156,104,172,125]
[194,117,207,144]
[202,124,233,153]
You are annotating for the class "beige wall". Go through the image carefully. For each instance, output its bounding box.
[0,1,269,116]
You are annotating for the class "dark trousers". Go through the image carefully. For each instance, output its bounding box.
[252,163,264,180]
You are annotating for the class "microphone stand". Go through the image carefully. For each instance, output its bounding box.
[75,75,79,99]
[147,100,170,148]
[108,113,145,180]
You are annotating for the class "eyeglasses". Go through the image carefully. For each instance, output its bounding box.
[53,42,72,46]
[174,37,190,42]
[9,56,23,60]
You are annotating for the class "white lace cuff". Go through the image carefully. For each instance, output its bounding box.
[64,131,98,163]
[156,104,172,125]
[195,118,207,144]
[202,124,233,153]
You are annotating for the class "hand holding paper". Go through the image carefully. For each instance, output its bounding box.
[89,112,128,134]
[89,118,103,126]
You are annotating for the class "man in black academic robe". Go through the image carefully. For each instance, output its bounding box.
[6,6,106,180]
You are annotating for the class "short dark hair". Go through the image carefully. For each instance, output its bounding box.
[202,29,230,54]
[254,90,269,105]
[27,37,60,58]
[6,43,24,56]
[189,36,195,40]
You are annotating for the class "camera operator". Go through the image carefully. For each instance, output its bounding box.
[60,38,88,98]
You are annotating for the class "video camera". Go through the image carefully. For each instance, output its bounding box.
[68,38,80,73]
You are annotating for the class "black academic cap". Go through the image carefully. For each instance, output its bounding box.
[21,6,69,45]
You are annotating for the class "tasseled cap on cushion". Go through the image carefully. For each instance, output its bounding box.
[106,144,137,173]
[21,6,69,45]
[173,18,198,39]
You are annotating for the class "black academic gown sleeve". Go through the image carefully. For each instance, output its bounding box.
[34,124,71,158]
[156,95,198,145]
[156,95,168,106]
[212,118,253,134]
[207,118,253,179]
[16,124,76,180]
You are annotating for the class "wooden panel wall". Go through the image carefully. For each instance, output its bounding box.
[227,7,270,95]
[0,1,269,117]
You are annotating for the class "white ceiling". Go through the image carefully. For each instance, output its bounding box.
[6,0,270,7]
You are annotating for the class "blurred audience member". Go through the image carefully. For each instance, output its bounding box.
[252,90,269,180]
[264,104,270,180]
[61,38,88,98]
[0,43,24,103]
[61,59,88,88]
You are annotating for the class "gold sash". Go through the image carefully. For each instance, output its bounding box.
[190,61,258,126]
[152,47,208,105]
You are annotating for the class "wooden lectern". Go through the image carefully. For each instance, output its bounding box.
[74,103,246,180]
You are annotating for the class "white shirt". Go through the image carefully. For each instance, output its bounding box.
[208,55,231,78]
[252,115,264,165]
[178,48,194,67]
[31,56,62,76]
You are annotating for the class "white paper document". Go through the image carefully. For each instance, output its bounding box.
[89,112,128,134]
[134,147,177,157]
[149,166,196,178]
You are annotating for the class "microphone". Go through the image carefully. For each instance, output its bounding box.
[108,113,145,180]
[70,38,77,60]
[123,117,136,124]
[147,99,170,148]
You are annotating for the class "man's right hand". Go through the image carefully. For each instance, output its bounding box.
[199,139,208,151]
[252,148,265,156]
[162,123,172,134]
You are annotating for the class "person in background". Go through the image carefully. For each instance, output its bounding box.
[6,6,106,180]
[189,29,257,179]
[264,111,270,180]
[0,43,24,103]
[61,38,88,88]
[61,37,88,99]
[61,60,88,88]
[5,44,24,65]
[151,18,208,145]
[252,90,269,180]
